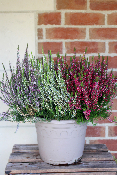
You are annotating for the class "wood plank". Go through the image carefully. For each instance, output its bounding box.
[84,144,108,152]
[42,173,117,175]
[82,152,114,161]
[35,173,117,175]
[6,173,116,175]
[5,161,117,174]
[39,173,116,175]
[6,144,117,175]
[9,151,113,163]
[9,152,42,163]
[12,144,108,153]
[12,144,39,153]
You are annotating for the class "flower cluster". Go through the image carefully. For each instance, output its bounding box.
[0,45,42,122]
[56,50,117,123]
[0,45,116,124]
[0,47,73,123]
[33,50,73,121]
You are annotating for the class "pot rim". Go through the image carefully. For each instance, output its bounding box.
[35,119,87,125]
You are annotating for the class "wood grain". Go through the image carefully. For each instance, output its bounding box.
[5,144,117,175]
[12,144,108,153]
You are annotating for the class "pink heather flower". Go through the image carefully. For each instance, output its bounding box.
[56,50,117,123]
[107,117,113,123]
[83,109,91,120]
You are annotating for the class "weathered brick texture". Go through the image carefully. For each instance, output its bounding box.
[109,42,117,53]
[56,0,87,10]
[108,13,117,25]
[89,28,117,40]
[46,28,86,39]
[108,126,117,137]
[90,0,117,10]
[65,42,105,54]
[38,42,62,54]
[38,12,61,25]
[108,56,117,68]
[86,126,105,137]
[65,13,105,25]
[112,99,117,110]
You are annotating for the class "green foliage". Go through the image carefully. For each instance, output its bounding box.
[113,156,117,164]
[33,52,74,121]
[0,47,75,123]
[0,46,116,124]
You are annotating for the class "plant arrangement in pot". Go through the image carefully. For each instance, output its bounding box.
[0,46,117,165]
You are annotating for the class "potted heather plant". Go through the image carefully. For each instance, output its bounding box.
[28,48,117,165]
[0,46,87,165]
[0,46,116,165]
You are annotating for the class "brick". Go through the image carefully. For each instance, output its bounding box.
[89,55,117,69]
[89,139,117,151]
[112,99,117,110]
[38,12,61,25]
[108,126,117,137]
[46,28,86,40]
[108,56,117,68]
[94,112,117,124]
[56,0,87,10]
[90,0,117,10]
[65,42,105,54]
[86,126,105,137]
[65,13,105,25]
[38,42,62,54]
[37,28,43,39]
[109,42,117,53]
[90,28,117,40]
[108,13,117,25]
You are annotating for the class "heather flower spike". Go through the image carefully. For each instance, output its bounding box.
[0,46,116,124]
[57,50,117,123]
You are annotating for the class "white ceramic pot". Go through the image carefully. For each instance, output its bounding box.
[35,120,87,165]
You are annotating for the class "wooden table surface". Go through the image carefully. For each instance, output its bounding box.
[5,144,117,175]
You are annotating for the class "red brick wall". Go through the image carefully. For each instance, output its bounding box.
[37,0,117,158]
